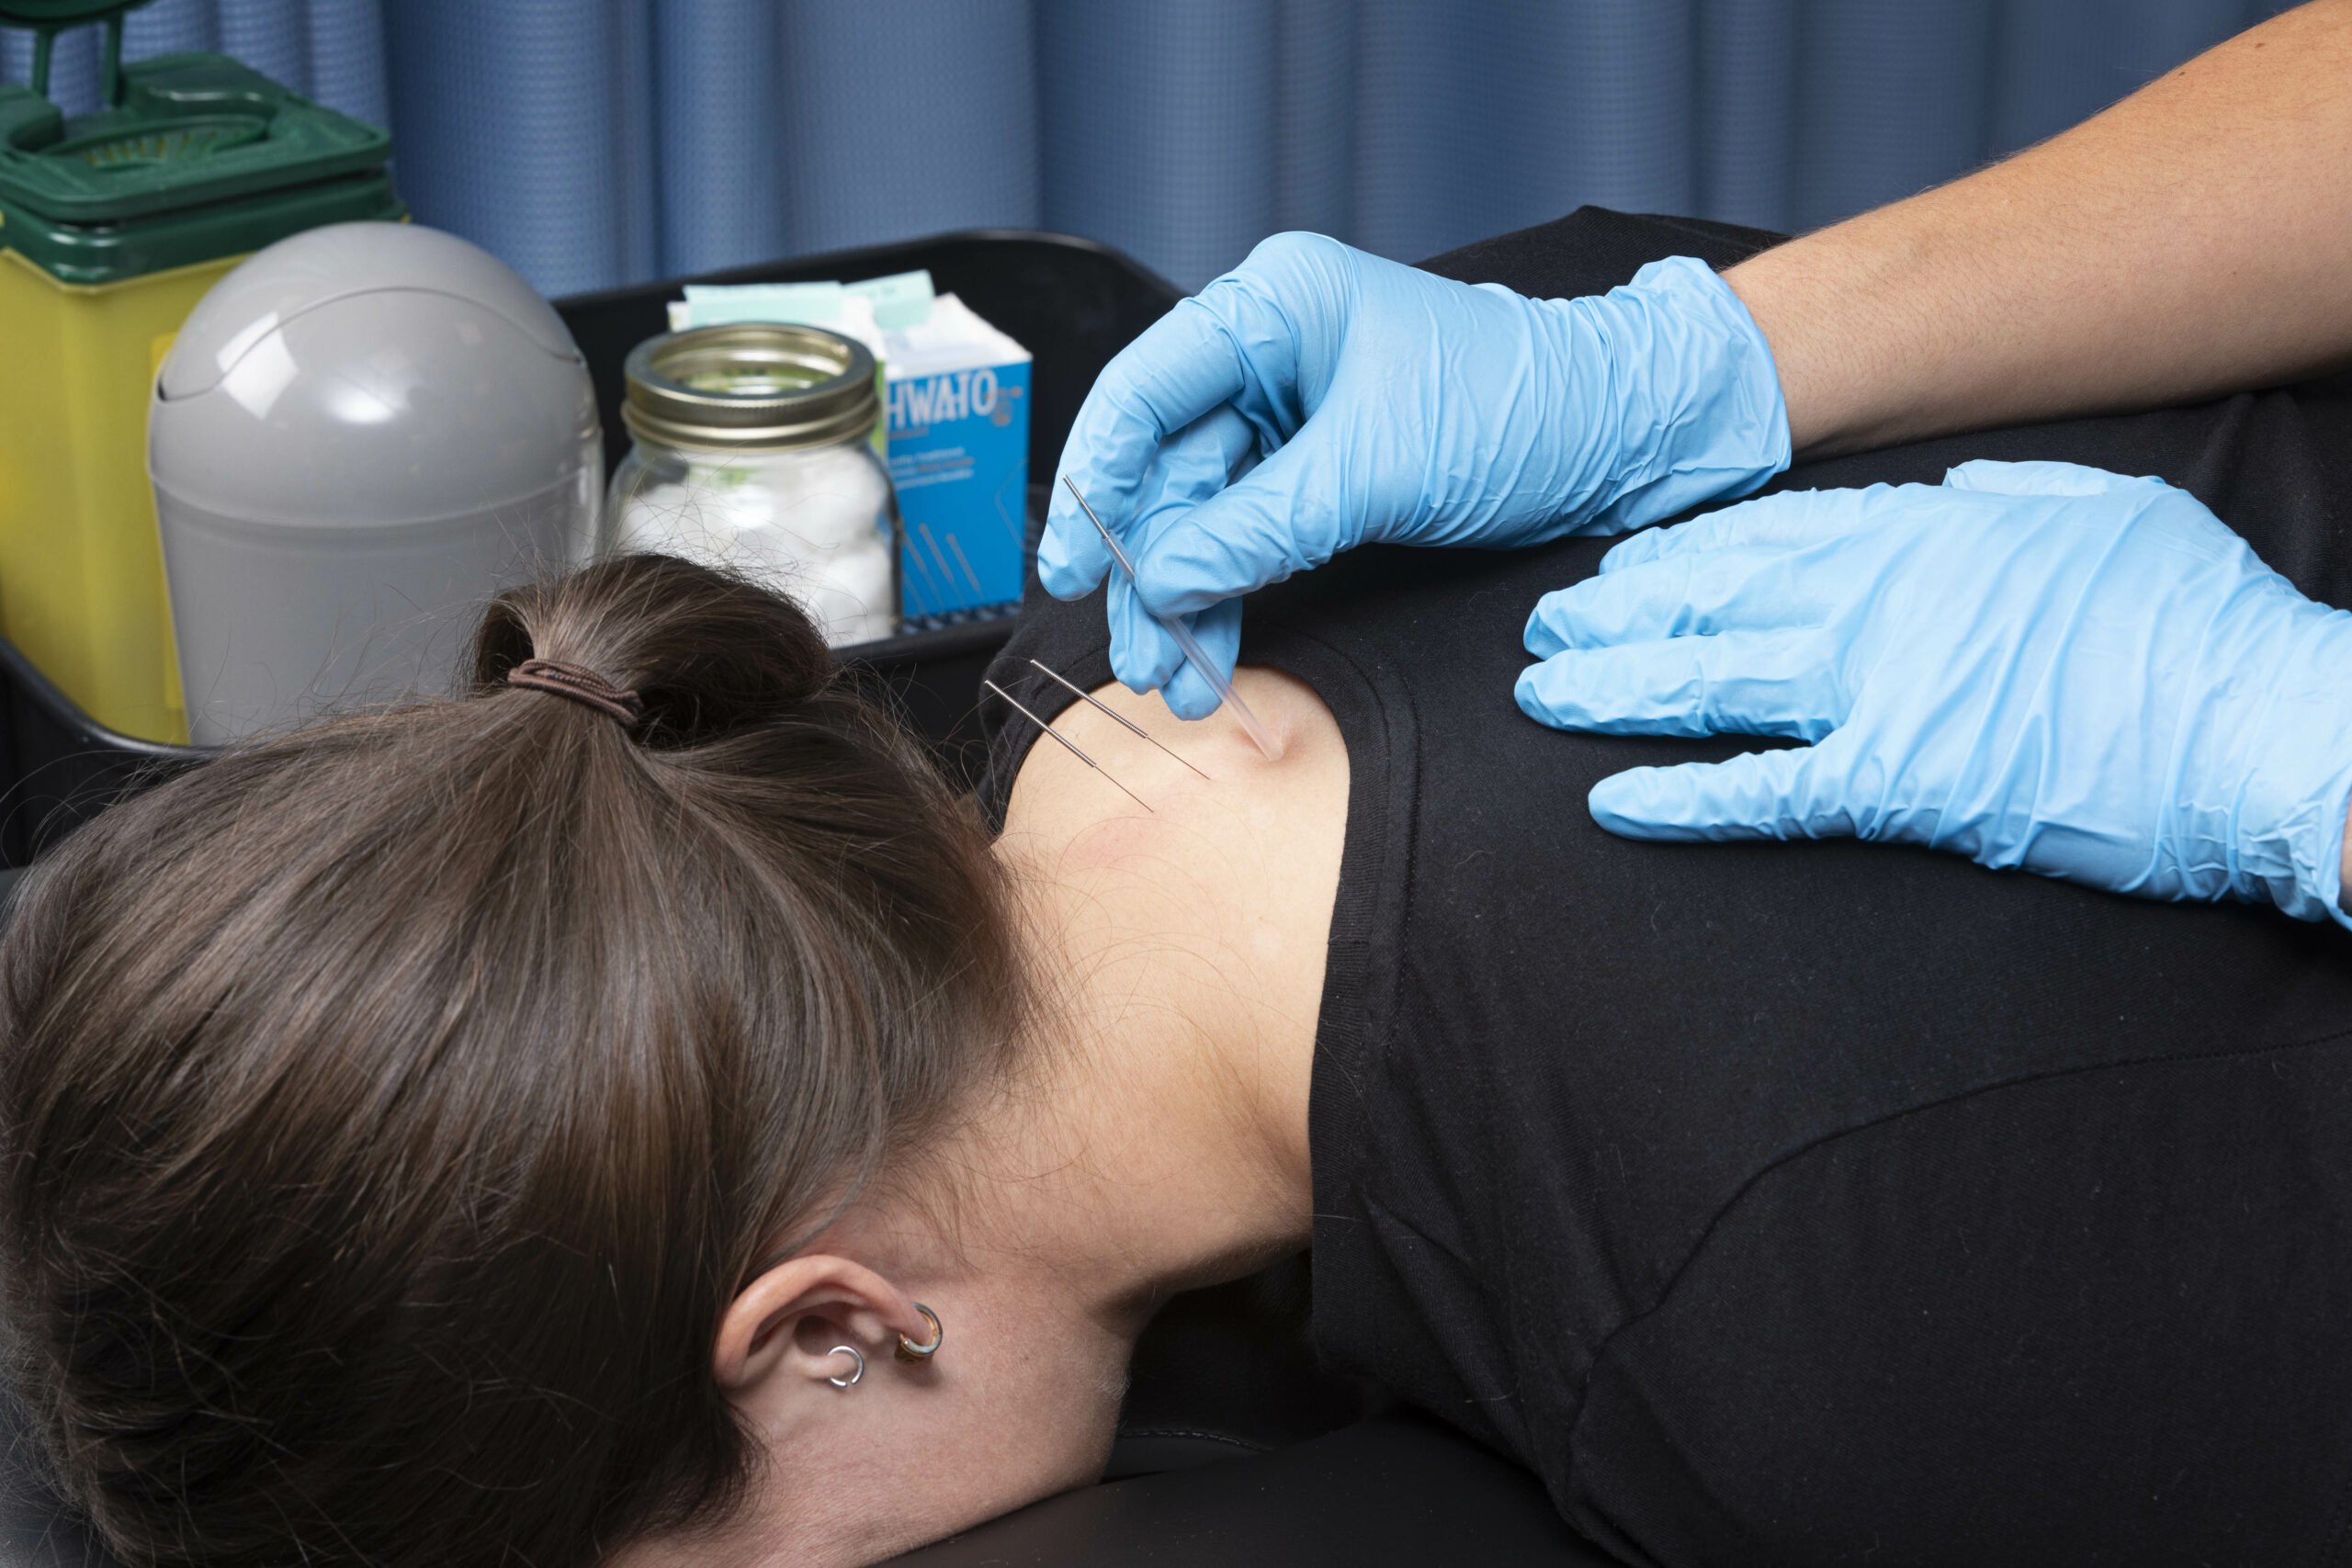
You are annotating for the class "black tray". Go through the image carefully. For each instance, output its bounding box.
[557,227,1181,493]
[0,229,1181,866]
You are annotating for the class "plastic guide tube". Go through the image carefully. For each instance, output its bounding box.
[1060,476,1284,761]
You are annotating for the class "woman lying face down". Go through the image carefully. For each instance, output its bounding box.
[17,509,2352,1567]
[0,554,1347,1568]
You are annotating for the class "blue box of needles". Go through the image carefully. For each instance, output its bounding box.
[880,295,1030,619]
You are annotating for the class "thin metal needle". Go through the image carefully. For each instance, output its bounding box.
[1059,475,1285,762]
[945,532,986,597]
[1029,659,1213,781]
[984,679,1154,813]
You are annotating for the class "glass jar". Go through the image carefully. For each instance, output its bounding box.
[605,322,899,647]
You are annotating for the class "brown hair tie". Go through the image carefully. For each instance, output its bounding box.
[503,658,646,727]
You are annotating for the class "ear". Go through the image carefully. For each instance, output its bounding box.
[713,1255,932,1395]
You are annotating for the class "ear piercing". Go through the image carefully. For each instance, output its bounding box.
[823,1305,942,1390]
[895,1303,944,1364]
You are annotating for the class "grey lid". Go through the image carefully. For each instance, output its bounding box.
[150,225,598,525]
[158,221,581,401]
[622,322,879,451]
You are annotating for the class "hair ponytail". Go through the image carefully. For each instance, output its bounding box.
[474,553,836,746]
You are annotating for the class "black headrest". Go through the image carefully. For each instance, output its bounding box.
[889,1410,1618,1567]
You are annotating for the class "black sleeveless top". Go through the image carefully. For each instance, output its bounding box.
[976,209,2352,1567]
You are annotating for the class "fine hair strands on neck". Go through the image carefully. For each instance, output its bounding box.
[0,554,1027,1568]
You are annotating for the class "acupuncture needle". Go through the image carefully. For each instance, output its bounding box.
[918,524,958,596]
[984,679,1153,813]
[1028,658,1212,781]
[945,533,986,598]
[1059,475,1285,762]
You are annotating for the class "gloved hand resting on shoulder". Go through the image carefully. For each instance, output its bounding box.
[1516,460,2352,926]
[1042,231,1791,717]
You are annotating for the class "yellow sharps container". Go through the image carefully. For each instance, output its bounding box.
[0,0,401,741]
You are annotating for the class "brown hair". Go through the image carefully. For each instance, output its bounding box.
[0,555,1022,1568]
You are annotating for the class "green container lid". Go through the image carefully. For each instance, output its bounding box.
[0,0,402,284]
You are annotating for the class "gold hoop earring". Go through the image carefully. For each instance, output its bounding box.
[895,1303,944,1364]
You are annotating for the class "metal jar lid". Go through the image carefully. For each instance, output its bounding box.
[620,322,879,451]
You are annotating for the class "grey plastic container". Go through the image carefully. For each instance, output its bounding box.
[148,222,601,745]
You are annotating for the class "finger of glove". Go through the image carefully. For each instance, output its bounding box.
[1598,487,1879,575]
[1514,629,1845,741]
[1524,542,1834,659]
[1106,569,1241,721]
[1588,741,1850,842]
[1040,302,1261,598]
[1128,416,1356,619]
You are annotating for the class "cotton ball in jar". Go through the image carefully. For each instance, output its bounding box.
[609,321,901,648]
[612,445,896,646]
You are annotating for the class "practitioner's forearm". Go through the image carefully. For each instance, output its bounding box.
[1726,0,2352,457]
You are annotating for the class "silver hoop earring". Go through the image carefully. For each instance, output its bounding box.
[826,1345,865,1388]
[895,1303,944,1364]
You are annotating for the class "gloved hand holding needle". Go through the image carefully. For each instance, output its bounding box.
[1041,231,1790,717]
[1515,461,2352,926]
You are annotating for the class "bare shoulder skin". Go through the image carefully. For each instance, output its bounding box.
[996,660,1350,1231]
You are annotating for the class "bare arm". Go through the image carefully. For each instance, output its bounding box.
[1727,0,2352,457]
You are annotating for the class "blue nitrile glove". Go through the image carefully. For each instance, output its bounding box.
[1514,460,2352,925]
[1042,231,1790,719]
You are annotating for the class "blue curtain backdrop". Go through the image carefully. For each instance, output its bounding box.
[2,0,2301,299]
